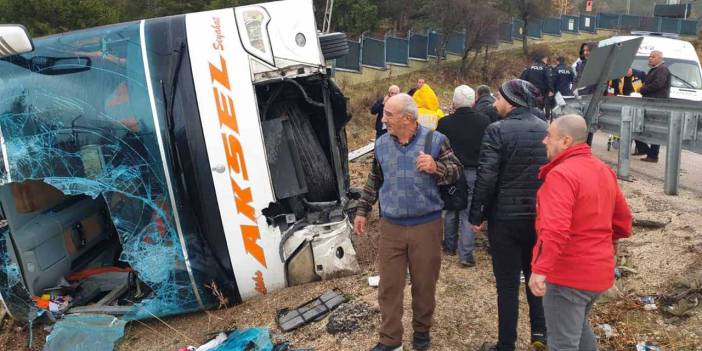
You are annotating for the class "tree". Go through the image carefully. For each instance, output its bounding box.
[326,0,379,37]
[0,0,120,36]
[553,0,575,15]
[497,0,552,57]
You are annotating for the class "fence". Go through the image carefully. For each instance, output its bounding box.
[335,13,699,73]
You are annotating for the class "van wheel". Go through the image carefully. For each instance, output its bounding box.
[318,32,349,60]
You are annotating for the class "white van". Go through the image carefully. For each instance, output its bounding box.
[0,0,359,323]
[599,33,702,101]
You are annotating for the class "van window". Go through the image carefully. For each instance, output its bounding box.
[632,57,702,89]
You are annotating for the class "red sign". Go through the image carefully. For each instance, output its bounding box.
[586,0,593,12]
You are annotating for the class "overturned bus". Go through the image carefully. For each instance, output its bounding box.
[0,0,359,323]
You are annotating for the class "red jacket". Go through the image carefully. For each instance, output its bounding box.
[531,144,632,292]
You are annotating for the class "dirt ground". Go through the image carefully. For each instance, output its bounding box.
[3,153,701,351]
[3,36,702,351]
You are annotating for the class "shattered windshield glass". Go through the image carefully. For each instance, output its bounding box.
[0,22,206,320]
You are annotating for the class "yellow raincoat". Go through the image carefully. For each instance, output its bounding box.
[412,84,444,130]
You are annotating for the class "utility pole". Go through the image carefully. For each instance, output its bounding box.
[626,0,630,14]
[322,0,334,33]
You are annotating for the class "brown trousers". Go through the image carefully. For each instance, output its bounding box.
[377,218,443,346]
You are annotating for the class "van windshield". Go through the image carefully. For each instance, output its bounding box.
[632,57,702,89]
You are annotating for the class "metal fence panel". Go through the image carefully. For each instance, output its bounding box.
[527,21,543,38]
[680,20,698,35]
[597,12,620,30]
[447,32,465,54]
[638,16,659,32]
[335,40,360,71]
[660,17,681,34]
[427,31,446,58]
[385,36,408,65]
[562,15,580,33]
[620,15,641,31]
[580,15,597,33]
[409,33,428,60]
[513,19,525,39]
[500,22,513,42]
[361,36,385,68]
[543,17,562,36]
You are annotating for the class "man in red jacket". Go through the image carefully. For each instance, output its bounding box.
[528,114,632,350]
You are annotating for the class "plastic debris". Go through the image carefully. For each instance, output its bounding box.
[196,332,228,351]
[636,341,662,351]
[598,323,614,338]
[277,289,347,332]
[641,296,657,310]
[368,276,380,287]
[212,328,274,351]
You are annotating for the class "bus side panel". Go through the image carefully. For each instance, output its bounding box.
[185,9,284,299]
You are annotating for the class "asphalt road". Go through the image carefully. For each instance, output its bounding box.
[591,131,702,194]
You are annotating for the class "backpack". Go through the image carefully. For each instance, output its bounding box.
[424,130,468,211]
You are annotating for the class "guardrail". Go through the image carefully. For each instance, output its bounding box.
[561,96,702,195]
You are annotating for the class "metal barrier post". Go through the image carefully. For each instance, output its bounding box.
[664,111,684,195]
[618,106,634,180]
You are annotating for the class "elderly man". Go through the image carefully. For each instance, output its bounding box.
[529,114,632,350]
[355,93,462,351]
[436,85,491,266]
[636,50,671,163]
[371,85,401,139]
[469,80,548,351]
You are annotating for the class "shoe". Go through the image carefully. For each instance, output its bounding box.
[530,333,547,351]
[442,248,456,256]
[371,342,402,351]
[632,151,646,156]
[412,332,430,350]
[530,340,547,351]
[641,157,658,163]
[460,255,476,267]
[479,343,498,351]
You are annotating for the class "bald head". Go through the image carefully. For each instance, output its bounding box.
[544,114,589,160]
[388,85,400,94]
[386,93,418,121]
[554,114,588,144]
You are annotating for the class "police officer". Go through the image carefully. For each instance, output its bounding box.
[520,53,554,99]
[553,56,575,96]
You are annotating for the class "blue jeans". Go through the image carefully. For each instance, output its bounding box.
[442,167,476,262]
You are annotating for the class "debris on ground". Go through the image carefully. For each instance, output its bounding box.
[636,341,662,351]
[632,218,669,230]
[42,314,127,351]
[277,289,347,332]
[367,276,379,287]
[598,324,614,338]
[325,302,379,334]
[659,280,702,318]
[640,296,658,311]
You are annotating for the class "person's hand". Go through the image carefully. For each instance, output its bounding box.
[416,151,437,174]
[353,216,367,236]
[471,221,486,234]
[528,273,547,296]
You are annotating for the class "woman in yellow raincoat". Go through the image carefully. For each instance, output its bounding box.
[412,83,444,130]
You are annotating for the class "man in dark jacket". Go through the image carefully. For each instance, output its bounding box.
[520,54,554,99]
[470,79,548,351]
[475,85,499,123]
[637,50,671,163]
[553,56,574,96]
[436,85,491,267]
[370,85,400,139]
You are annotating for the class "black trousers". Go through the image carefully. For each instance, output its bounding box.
[487,218,547,351]
[634,140,660,159]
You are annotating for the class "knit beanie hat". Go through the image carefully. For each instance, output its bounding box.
[498,79,542,108]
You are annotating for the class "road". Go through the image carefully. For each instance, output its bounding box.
[591,131,702,193]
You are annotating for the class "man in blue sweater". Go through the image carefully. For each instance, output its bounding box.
[355,93,462,351]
